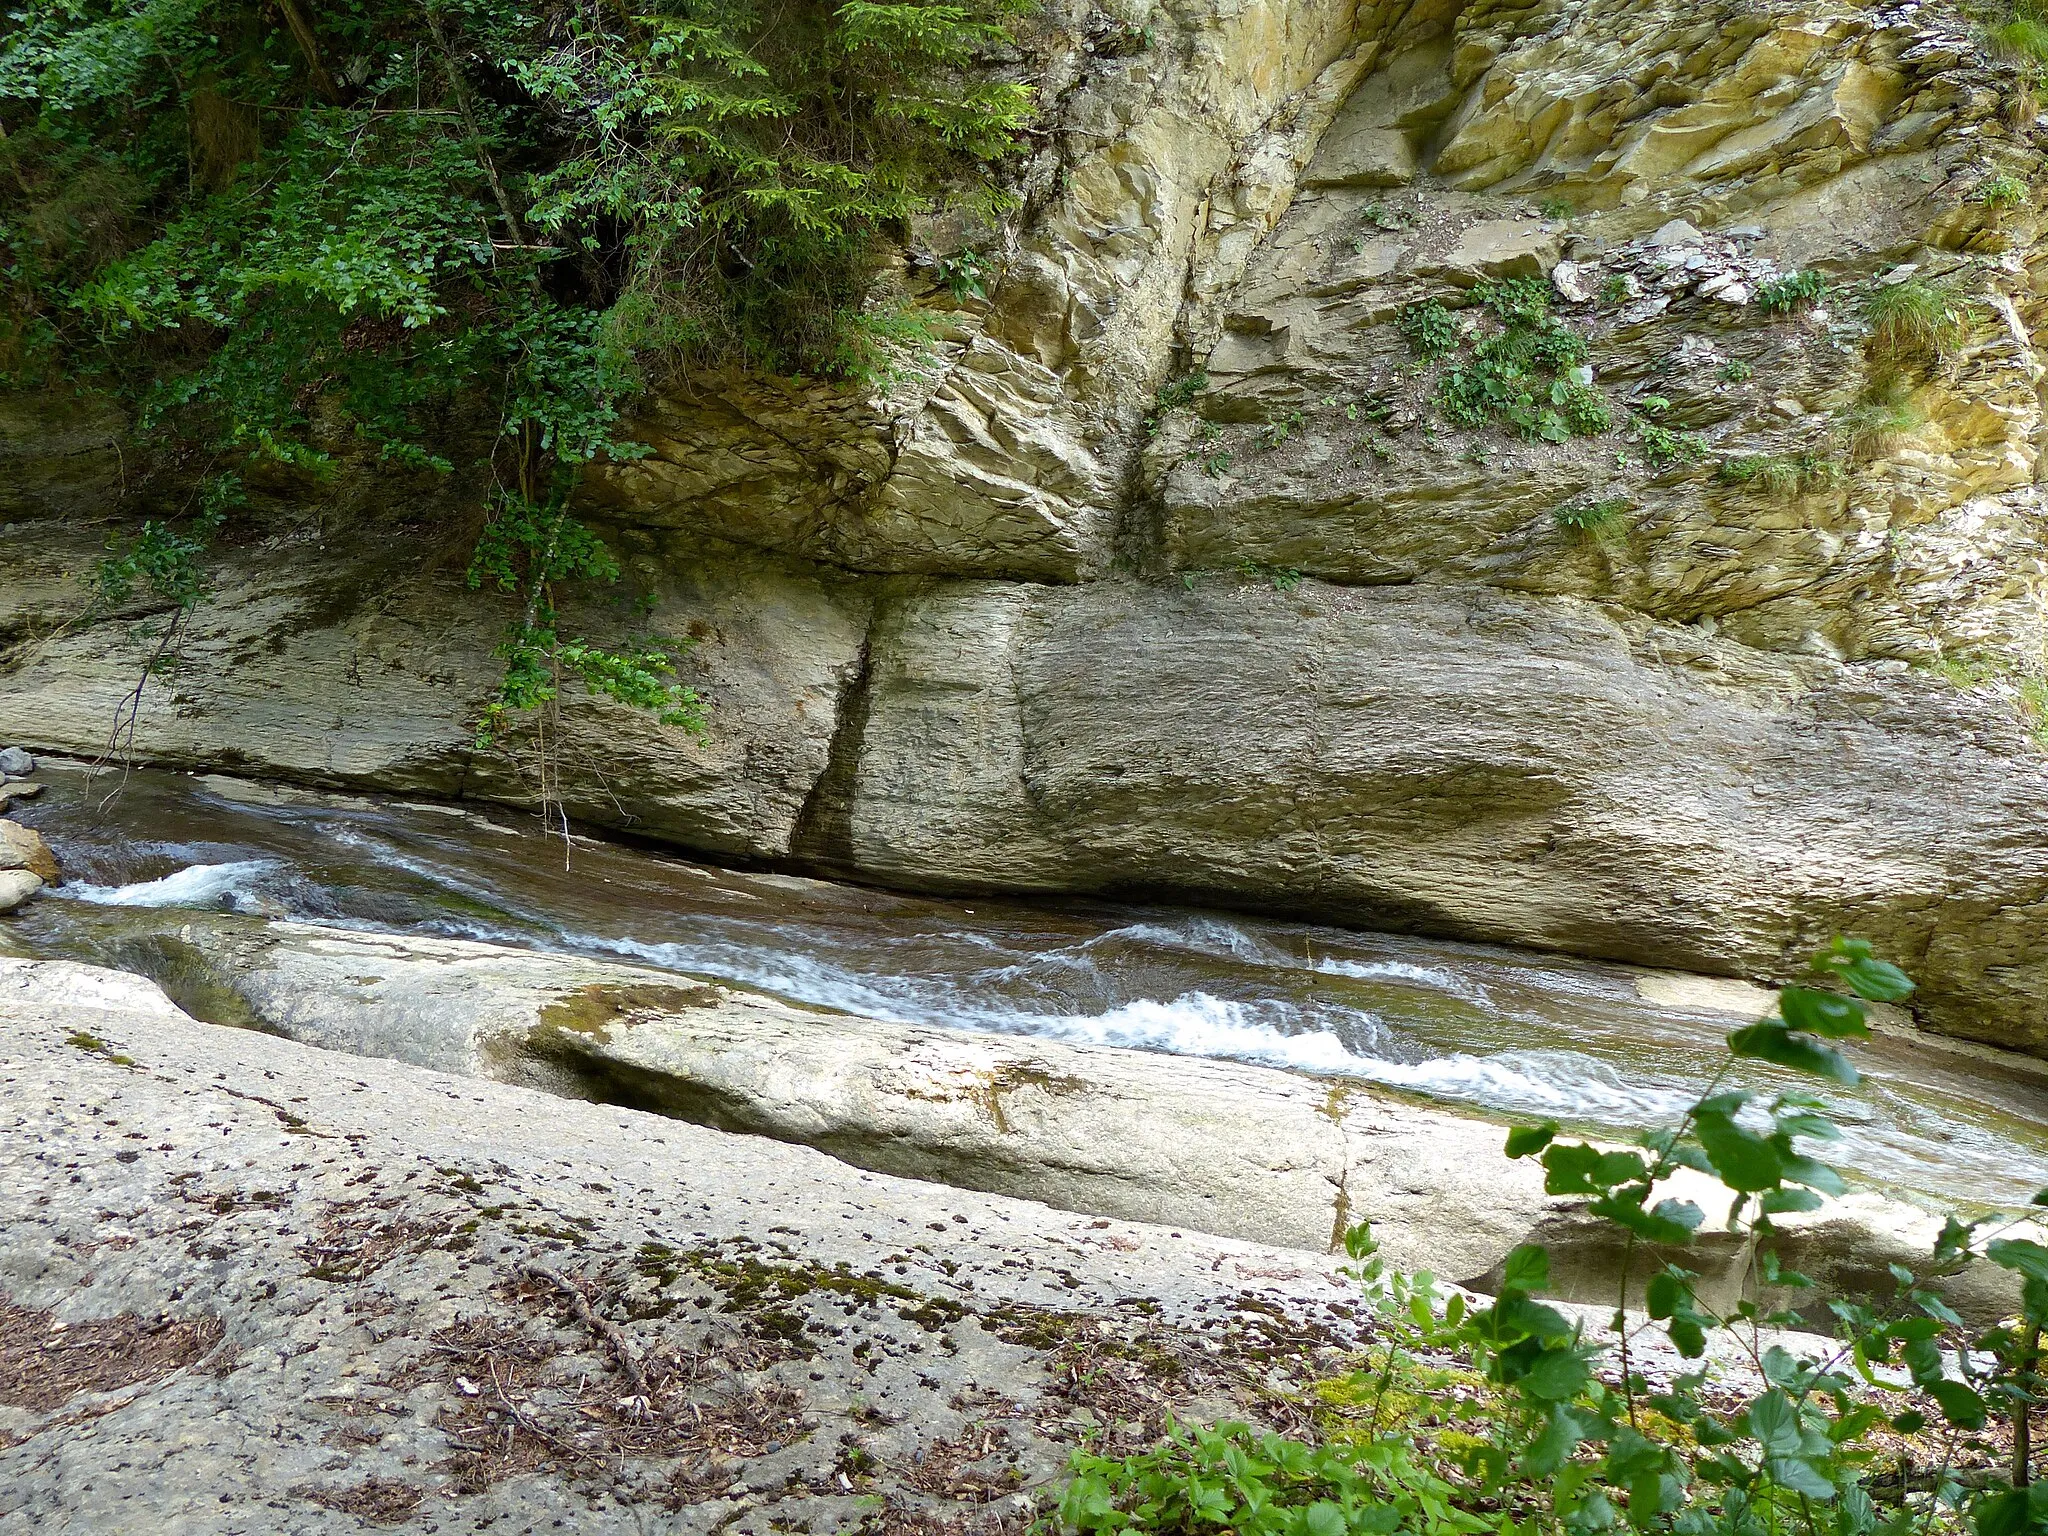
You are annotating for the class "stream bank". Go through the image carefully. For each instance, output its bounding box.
[3,761,2043,1326]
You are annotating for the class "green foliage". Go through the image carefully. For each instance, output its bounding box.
[1059,1420,1413,1536]
[1980,173,2031,209]
[1630,399,1704,466]
[1398,300,1460,360]
[1836,381,1924,459]
[1600,273,1631,305]
[1864,278,1972,363]
[1716,453,1844,497]
[2021,675,2048,748]
[1418,280,1610,442]
[1537,196,1574,219]
[93,471,242,611]
[2,0,1030,765]
[1990,16,2048,66]
[936,248,994,303]
[1360,200,1411,233]
[1146,371,1209,436]
[1554,496,1629,539]
[1051,940,2048,1536]
[1756,270,1827,313]
[1719,360,1754,383]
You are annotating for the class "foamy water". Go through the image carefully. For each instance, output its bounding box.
[18,774,2048,1211]
[65,860,280,910]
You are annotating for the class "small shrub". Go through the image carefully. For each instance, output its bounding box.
[1145,371,1208,436]
[1554,496,1629,535]
[1437,358,1522,428]
[1864,277,1971,362]
[1632,413,1705,466]
[935,248,992,302]
[1836,380,1923,459]
[1717,452,1843,496]
[1472,276,1550,331]
[1718,359,1754,382]
[1360,200,1410,232]
[1980,172,2030,209]
[1755,269,1826,313]
[1397,299,1459,360]
[2021,675,2048,747]
[1599,272,1630,305]
[1258,409,1304,451]
[1527,323,1589,373]
[1990,15,2048,64]
[1553,378,1611,435]
[1054,940,2048,1536]
[1536,195,1574,219]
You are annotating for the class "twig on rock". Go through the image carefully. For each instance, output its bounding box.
[517,1262,650,1396]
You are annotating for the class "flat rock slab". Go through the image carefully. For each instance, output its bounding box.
[0,959,1376,1535]
[39,919,2022,1328]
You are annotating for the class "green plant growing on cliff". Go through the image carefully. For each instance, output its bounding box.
[936,248,995,304]
[1554,496,1629,543]
[1629,398,1705,466]
[1147,371,1210,436]
[1052,939,2048,1536]
[0,0,1032,802]
[1990,2,2048,67]
[1837,381,1924,461]
[1865,279,1973,364]
[1717,453,1844,497]
[1426,280,1611,444]
[1756,270,1828,313]
[1981,173,2031,209]
[1399,300,1461,360]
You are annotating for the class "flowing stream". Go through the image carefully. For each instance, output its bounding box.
[10,761,2048,1212]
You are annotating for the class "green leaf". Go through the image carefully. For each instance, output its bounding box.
[1696,1110,1784,1192]
[1925,1379,1987,1429]
[1303,1501,1347,1536]
[1506,1122,1558,1158]
[1646,1271,1688,1320]
[1540,1142,1605,1194]
[1816,939,1915,1001]
[1746,1390,1802,1456]
[1588,1193,1703,1245]
[1521,1403,1585,1477]
[1989,1237,2048,1283]
[1520,1343,1593,1401]
[1765,1455,1838,1501]
[1778,986,1869,1038]
[1502,1244,1551,1294]
[1729,1021,1859,1085]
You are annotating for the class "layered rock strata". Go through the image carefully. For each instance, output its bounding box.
[7,0,2048,1052]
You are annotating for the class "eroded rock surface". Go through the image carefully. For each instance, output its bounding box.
[6,0,2048,1055]
[0,958,1379,1535]
[20,924,2025,1330]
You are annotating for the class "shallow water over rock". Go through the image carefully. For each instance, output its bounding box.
[10,759,2048,1211]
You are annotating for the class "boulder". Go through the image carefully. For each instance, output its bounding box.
[1427,218,1563,284]
[0,868,41,913]
[0,820,58,885]
[0,747,33,776]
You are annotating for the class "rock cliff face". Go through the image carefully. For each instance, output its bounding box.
[6,0,2048,1050]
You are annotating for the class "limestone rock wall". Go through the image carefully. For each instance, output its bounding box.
[7,0,2048,1052]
